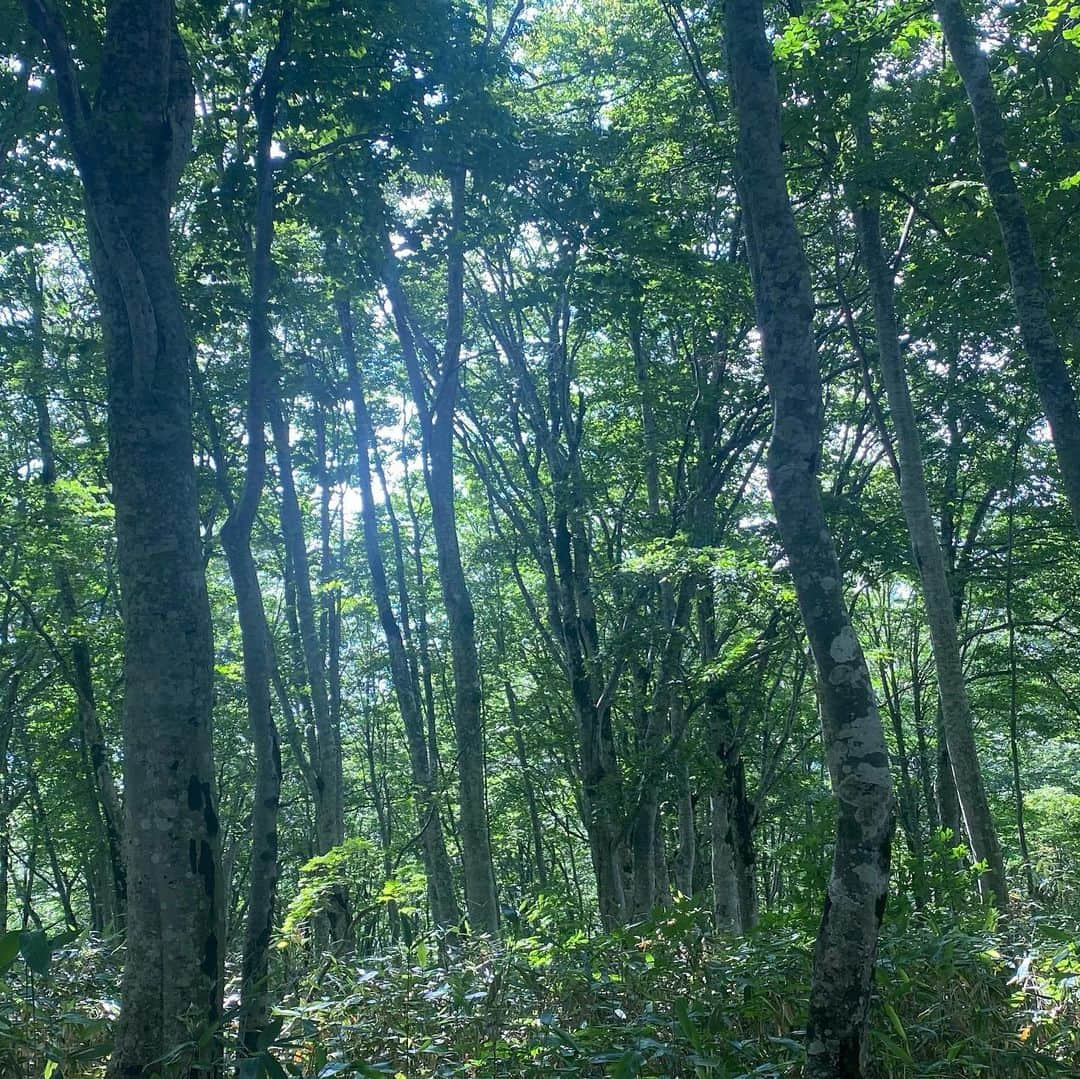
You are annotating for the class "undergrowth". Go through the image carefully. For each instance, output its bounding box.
[2,899,1078,1078]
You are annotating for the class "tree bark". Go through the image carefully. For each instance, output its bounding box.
[672,725,696,899]
[722,0,895,1072]
[21,3,224,1073]
[935,0,1080,535]
[706,689,757,934]
[849,128,1005,906]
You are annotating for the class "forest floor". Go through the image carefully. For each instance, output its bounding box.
[4,897,1079,1078]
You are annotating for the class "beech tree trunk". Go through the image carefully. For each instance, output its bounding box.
[21,2,224,1072]
[426,420,499,933]
[723,0,895,1072]
[337,297,461,929]
[935,0,1080,534]
[380,167,499,934]
[673,735,696,899]
[707,690,757,934]
[850,131,1005,906]
[220,14,289,1053]
[270,401,348,941]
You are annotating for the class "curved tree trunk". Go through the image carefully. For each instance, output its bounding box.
[221,13,290,1054]
[722,0,895,1072]
[935,0,1080,534]
[21,2,224,1072]
[849,123,1005,907]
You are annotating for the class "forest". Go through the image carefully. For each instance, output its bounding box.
[1,0,1079,1074]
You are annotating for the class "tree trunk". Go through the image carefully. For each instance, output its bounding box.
[1004,445,1035,896]
[849,139,1005,906]
[727,751,758,934]
[28,331,126,919]
[673,735,696,899]
[269,400,348,939]
[380,167,498,934]
[722,0,895,1072]
[426,424,499,933]
[710,786,739,932]
[21,3,224,1073]
[935,708,964,843]
[707,690,757,935]
[505,684,548,890]
[219,14,290,1054]
[935,0,1080,534]
[337,296,461,929]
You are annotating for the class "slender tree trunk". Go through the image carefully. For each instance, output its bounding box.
[629,583,692,919]
[878,668,928,907]
[935,0,1080,534]
[312,388,344,820]
[337,297,461,929]
[909,631,940,836]
[505,684,548,890]
[269,401,348,939]
[673,717,696,899]
[710,786,738,931]
[426,424,499,933]
[850,139,1005,906]
[403,466,443,777]
[935,707,964,843]
[0,668,17,934]
[220,15,290,1054]
[1004,445,1035,896]
[708,694,757,934]
[21,3,224,1072]
[726,750,758,934]
[0,825,7,931]
[28,356,126,918]
[380,168,498,933]
[722,0,895,1071]
[28,774,78,929]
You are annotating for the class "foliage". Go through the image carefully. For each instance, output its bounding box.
[6,901,1079,1077]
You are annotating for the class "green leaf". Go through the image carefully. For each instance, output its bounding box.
[881,1001,912,1061]
[0,930,20,973]
[19,930,51,977]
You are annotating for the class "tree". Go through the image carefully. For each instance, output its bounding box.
[722,0,895,1071]
[935,0,1080,535]
[848,112,1005,906]
[19,0,222,1072]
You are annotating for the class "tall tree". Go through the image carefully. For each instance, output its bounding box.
[848,114,1005,906]
[935,0,1080,534]
[722,0,895,1073]
[378,171,500,934]
[217,6,290,1053]
[337,294,462,929]
[20,1,222,1073]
